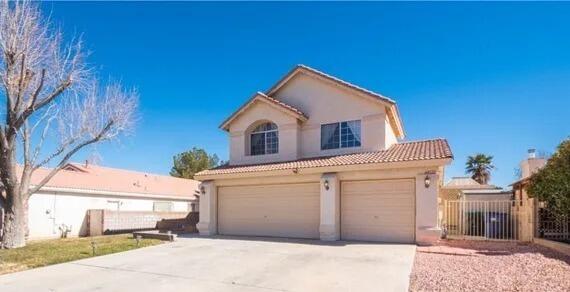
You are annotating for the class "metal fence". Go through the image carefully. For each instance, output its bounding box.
[537,208,570,243]
[443,200,520,241]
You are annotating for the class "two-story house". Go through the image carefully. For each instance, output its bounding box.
[194,65,453,244]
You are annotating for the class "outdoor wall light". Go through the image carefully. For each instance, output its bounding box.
[200,186,206,195]
[424,175,431,189]
[324,180,330,191]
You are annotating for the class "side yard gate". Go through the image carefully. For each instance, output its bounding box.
[443,200,520,241]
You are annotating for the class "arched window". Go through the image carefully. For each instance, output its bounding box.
[250,122,278,156]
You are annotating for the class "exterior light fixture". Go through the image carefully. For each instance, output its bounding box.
[200,186,206,195]
[424,175,431,188]
[324,180,330,191]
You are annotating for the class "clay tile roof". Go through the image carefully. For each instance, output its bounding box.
[195,138,453,177]
[29,163,200,200]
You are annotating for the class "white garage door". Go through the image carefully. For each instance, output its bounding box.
[341,179,415,243]
[218,183,320,239]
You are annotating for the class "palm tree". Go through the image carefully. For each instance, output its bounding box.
[465,154,495,184]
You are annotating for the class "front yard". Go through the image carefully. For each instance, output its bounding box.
[0,234,162,275]
[410,240,570,292]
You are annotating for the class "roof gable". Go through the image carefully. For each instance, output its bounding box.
[220,92,308,131]
[266,65,405,138]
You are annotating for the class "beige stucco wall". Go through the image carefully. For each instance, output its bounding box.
[513,187,537,242]
[227,73,399,165]
[384,115,398,149]
[521,158,546,179]
[274,73,392,158]
[28,191,190,239]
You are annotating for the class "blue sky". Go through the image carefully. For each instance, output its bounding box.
[44,2,570,188]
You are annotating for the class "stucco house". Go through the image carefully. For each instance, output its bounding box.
[194,65,453,244]
[511,149,548,241]
[441,177,512,202]
[1,162,200,239]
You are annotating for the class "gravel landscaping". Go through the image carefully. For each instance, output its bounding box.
[409,240,570,292]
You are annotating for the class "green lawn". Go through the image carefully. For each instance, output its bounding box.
[0,234,162,275]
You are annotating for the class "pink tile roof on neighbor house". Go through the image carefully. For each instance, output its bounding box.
[29,163,200,201]
[196,139,453,177]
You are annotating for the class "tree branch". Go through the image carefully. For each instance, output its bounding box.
[9,79,71,137]
[32,137,76,170]
[14,53,27,113]
[27,121,113,196]
[28,68,46,108]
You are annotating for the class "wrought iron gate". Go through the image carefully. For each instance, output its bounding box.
[443,200,520,241]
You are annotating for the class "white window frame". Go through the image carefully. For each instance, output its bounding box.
[250,123,278,156]
[320,120,362,150]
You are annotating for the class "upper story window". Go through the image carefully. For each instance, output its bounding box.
[321,120,361,150]
[250,122,279,156]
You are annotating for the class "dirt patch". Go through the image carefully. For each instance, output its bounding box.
[409,240,570,292]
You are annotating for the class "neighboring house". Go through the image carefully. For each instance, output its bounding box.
[17,162,199,239]
[511,149,547,202]
[440,177,513,228]
[511,149,548,241]
[441,177,512,202]
[194,65,453,244]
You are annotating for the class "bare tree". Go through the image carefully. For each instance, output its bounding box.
[0,1,138,248]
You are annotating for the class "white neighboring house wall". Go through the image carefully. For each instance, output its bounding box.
[28,188,193,239]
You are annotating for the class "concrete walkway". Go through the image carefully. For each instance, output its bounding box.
[0,236,416,292]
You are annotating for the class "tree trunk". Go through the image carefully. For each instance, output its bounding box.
[1,195,27,249]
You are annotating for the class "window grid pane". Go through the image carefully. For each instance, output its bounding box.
[341,120,361,148]
[265,131,278,154]
[251,132,266,156]
[321,123,340,150]
[250,122,279,156]
[321,120,361,150]
[253,122,277,133]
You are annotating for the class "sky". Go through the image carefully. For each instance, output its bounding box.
[41,2,570,188]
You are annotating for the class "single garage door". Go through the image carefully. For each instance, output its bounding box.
[341,179,415,243]
[218,183,320,239]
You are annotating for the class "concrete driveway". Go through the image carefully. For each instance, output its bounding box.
[0,236,416,292]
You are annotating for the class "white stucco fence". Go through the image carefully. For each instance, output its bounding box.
[28,190,192,239]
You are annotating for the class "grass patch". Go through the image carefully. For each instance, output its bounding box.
[0,234,162,275]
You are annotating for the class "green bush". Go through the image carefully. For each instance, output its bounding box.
[527,138,570,217]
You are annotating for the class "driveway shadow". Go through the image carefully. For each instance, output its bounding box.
[177,233,414,247]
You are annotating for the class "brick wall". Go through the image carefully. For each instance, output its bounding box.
[87,209,197,235]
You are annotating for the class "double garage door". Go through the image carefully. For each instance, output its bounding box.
[217,179,415,243]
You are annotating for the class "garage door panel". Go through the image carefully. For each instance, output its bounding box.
[341,179,415,243]
[218,183,320,239]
